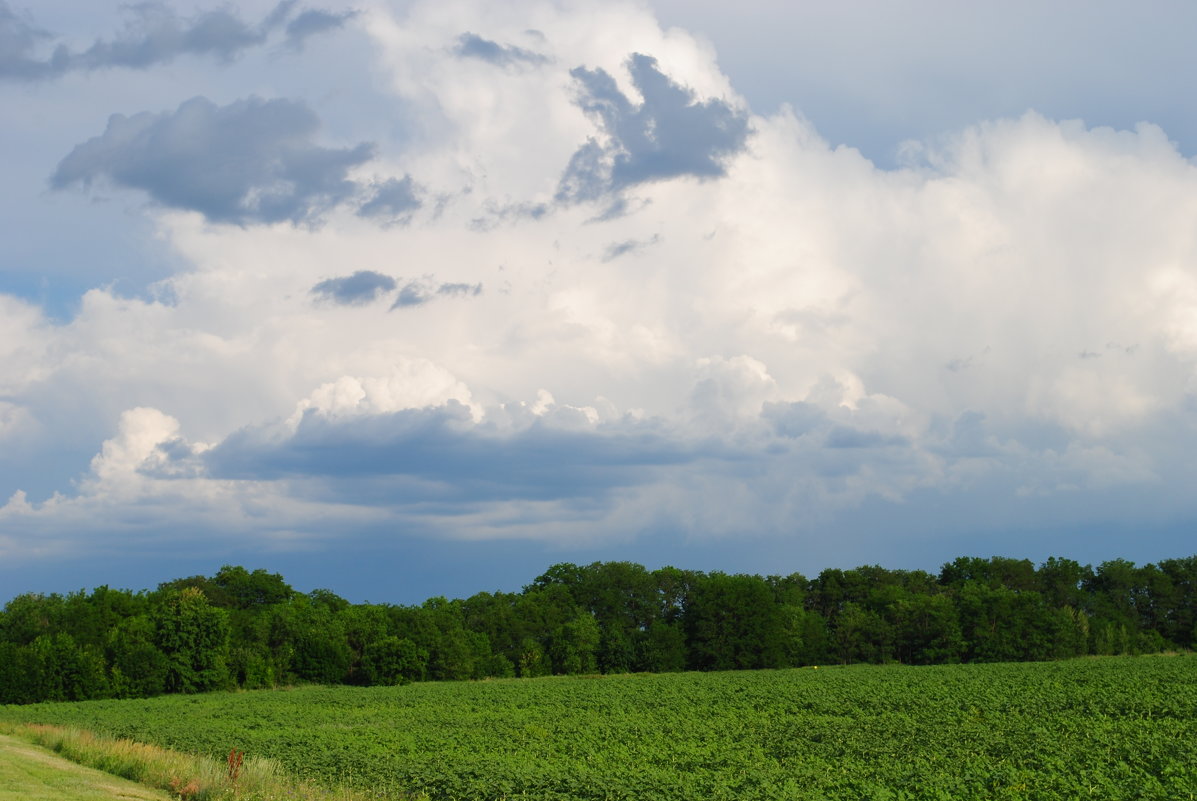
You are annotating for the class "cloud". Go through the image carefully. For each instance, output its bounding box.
[390,280,482,309]
[0,0,57,80]
[556,53,750,203]
[602,234,660,261]
[454,32,547,67]
[392,282,429,308]
[0,1,354,81]
[284,8,358,50]
[207,403,690,507]
[311,271,397,306]
[9,0,1197,574]
[437,282,482,298]
[86,406,186,492]
[0,401,33,441]
[71,3,266,69]
[52,95,375,225]
[824,426,909,450]
[356,176,422,224]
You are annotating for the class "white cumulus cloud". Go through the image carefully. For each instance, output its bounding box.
[4,0,1197,573]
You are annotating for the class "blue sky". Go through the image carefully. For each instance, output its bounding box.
[2,0,1196,604]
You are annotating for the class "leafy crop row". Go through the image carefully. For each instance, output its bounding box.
[2,655,1194,800]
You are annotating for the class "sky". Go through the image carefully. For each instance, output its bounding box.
[3,0,1197,605]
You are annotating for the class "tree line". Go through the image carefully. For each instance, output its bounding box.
[0,555,1194,704]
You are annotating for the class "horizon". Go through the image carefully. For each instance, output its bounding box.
[4,541,1194,609]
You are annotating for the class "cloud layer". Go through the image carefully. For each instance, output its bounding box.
[4,0,1197,584]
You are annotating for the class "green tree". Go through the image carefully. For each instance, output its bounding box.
[892,593,964,665]
[831,602,894,664]
[1,592,62,646]
[639,620,688,672]
[685,573,788,670]
[422,597,481,681]
[361,636,427,685]
[269,595,352,684]
[549,612,601,675]
[106,614,169,698]
[1036,557,1092,609]
[517,636,550,677]
[1156,556,1197,646]
[940,556,1037,591]
[212,565,295,609]
[153,587,231,693]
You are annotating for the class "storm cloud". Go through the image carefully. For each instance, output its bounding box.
[206,403,690,505]
[52,96,375,225]
[557,53,750,203]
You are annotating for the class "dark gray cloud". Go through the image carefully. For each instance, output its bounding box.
[0,1,353,81]
[391,280,482,309]
[205,403,690,504]
[311,271,397,306]
[284,8,358,50]
[52,95,375,225]
[196,396,923,515]
[356,176,422,224]
[454,32,547,67]
[556,53,750,203]
[72,3,266,70]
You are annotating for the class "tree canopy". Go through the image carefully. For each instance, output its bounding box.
[1,554,1193,704]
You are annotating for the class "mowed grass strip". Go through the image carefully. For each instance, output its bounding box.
[0,725,391,801]
[0,732,171,801]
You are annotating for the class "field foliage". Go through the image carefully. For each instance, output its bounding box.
[2,655,1194,801]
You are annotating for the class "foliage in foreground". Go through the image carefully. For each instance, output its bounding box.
[0,721,396,801]
[3,655,1195,801]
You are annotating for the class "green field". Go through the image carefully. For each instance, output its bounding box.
[2,656,1194,801]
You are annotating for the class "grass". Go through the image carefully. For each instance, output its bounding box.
[0,722,404,801]
[0,731,170,801]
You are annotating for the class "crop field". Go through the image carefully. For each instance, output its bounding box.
[2,655,1194,801]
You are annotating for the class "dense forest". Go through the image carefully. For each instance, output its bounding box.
[0,555,1194,705]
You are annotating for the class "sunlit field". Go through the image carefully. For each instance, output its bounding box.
[3,655,1194,800]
